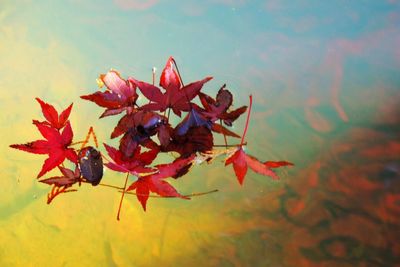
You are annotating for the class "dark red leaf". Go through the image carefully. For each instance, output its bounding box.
[127,156,194,211]
[103,143,156,176]
[220,106,248,126]
[165,126,213,157]
[216,85,233,109]
[175,108,211,136]
[80,91,124,109]
[133,79,164,103]
[137,76,212,116]
[211,123,240,138]
[160,56,181,92]
[40,166,80,187]
[111,113,135,139]
[198,85,247,126]
[99,107,126,118]
[157,124,172,148]
[40,176,76,187]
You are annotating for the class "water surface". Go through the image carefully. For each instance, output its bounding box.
[1,1,400,266]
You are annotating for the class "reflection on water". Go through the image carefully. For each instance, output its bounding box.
[1,0,400,266]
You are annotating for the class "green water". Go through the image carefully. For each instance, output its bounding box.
[1,1,400,266]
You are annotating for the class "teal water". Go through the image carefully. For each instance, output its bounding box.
[1,1,400,266]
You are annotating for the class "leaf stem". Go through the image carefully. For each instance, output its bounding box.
[240,95,253,147]
[213,142,246,147]
[121,189,219,198]
[170,57,184,86]
[81,180,124,190]
[170,57,195,112]
[116,172,129,221]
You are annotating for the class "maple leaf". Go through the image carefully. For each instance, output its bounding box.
[199,84,247,126]
[39,166,80,187]
[225,147,293,185]
[10,121,78,178]
[110,110,165,158]
[159,56,181,92]
[164,126,214,158]
[174,108,211,136]
[224,95,293,185]
[111,110,166,139]
[81,70,138,118]
[134,77,212,116]
[35,98,73,130]
[264,161,294,168]
[126,156,194,211]
[174,107,239,144]
[103,143,157,176]
[132,57,212,116]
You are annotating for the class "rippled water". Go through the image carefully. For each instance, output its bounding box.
[1,1,400,266]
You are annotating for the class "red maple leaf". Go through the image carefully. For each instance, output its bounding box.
[39,165,80,187]
[35,98,73,129]
[199,84,247,126]
[80,70,138,118]
[160,56,181,92]
[126,155,194,211]
[225,95,293,185]
[10,121,78,178]
[132,57,212,116]
[174,105,240,140]
[110,110,165,158]
[164,126,214,158]
[225,148,293,185]
[103,143,157,176]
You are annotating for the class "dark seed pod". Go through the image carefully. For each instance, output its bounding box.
[78,146,103,186]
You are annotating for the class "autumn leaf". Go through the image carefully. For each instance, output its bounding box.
[225,148,287,185]
[126,156,194,211]
[10,121,78,178]
[81,70,138,118]
[110,110,165,158]
[131,57,212,116]
[199,84,247,126]
[35,98,73,130]
[225,95,293,184]
[134,77,212,117]
[39,166,80,187]
[174,108,211,136]
[103,143,157,176]
[159,56,181,92]
[164,126,214,158]
[264,161,294,168]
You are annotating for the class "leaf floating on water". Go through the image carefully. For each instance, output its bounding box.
[10,57,293,216]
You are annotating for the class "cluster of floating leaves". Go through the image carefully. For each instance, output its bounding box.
[10,57,293,220]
